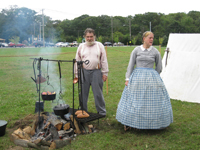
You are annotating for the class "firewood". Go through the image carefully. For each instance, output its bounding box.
[88,124,94,133]
[31,120,37,135]
[13,128,31,140]
[33,138,51,147]
[10,133,20,142]
[27,142,40,149]
[63,122,71,130]
[41,113,48,121]
[55,123,62,131]
[88,124,93,128]
[58,129,73,138]
[43,121,51,129]
[53,139,71,149]
[41,145,50,150]
[70,115,81,134]
[33,138,42,145]
[50,126,59,140]
[49,141,56,149]
[60,118,67,124]
[44,133,52,141]
[83,124,89,133]
[58,130,69,138]
[14,139,29,147]
[23,126,32,135]
[48,118,63,131]
[40,139,51,146]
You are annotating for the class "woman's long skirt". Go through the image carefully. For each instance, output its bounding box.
[116,68,173,129]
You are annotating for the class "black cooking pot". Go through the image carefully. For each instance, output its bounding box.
[53,104,70,119]
[0,120,7,137]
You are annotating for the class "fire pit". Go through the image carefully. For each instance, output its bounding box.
[26,58,104,149]
[10,113,96,149]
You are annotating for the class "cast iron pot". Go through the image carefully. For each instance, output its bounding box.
[53,104,70,119]
[0,120,7,137]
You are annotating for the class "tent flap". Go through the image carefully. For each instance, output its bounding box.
[160,33,200,103]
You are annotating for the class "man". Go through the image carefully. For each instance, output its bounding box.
[74,28,109,116]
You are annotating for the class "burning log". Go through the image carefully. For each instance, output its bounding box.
[43,121,51,129]
[32,138,51,147]
[48,115,63,131]
[50,126,59,140]
[58,128,73,138]
[11,111,96,149]
[44,133,52,141]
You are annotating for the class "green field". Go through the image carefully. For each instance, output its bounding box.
[0,46,200,150]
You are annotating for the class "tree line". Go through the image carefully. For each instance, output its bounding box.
[1,5,200,46]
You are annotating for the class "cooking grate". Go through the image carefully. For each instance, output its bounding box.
[70,108,105,123]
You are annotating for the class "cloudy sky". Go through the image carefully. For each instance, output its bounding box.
[0,0,199,20]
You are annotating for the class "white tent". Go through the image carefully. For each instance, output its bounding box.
[160,33,200,103]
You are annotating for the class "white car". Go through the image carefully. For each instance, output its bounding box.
[60,42,69,47]
[55,42,64,47]
[0,42,8,47]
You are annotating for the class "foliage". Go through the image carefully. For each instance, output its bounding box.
[76,36,82,43]
[132,36,138,45]
[1,6,200,46]
[97,35,103,43]
[159,37,164,45]
[9,36,20,44]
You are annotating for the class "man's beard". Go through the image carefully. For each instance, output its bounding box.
[85,39,95,46]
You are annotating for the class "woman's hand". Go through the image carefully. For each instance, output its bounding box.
[125,81,129,86]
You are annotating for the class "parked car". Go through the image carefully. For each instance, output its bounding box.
[104,42,112,46]
[8,42,16,47]
[60,42,69,47]
[16,43,25,47]
[113,42,124,46]
[69,41,79,47]
[0,42,8,47]
[33,41,54,47]
[33,41,44,47]
[55,42,64,47]
[8,42,25,47]
[46,42,55,47]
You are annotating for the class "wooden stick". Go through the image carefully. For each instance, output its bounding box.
[106,46,108,94]
[70,115,81,134]
[159,45,161,54]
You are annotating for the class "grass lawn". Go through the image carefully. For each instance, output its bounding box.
[0,46,200,149]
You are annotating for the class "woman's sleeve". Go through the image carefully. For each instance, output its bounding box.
[125,49,137,80]
[155,50,162,74]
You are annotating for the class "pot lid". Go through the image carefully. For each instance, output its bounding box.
[53,104,70,110]
[0,120,7,126]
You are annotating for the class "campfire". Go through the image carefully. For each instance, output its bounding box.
[10,112,95,149]
[10,57,105,149]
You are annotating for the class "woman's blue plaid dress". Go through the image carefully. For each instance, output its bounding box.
[116,46,173,129]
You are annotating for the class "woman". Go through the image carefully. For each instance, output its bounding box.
[116,31,173,130]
